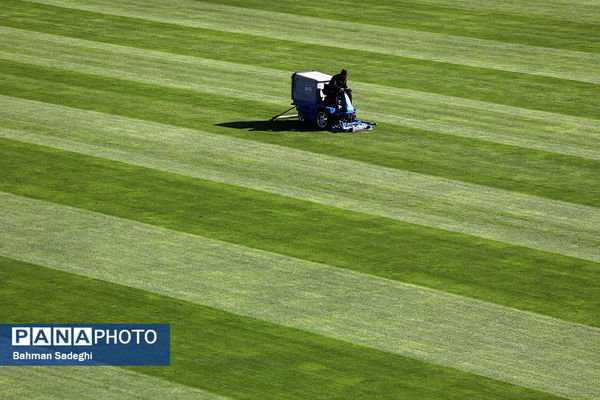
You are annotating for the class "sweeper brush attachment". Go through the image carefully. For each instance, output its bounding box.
[331,120,377,133]
[269,71,377,133]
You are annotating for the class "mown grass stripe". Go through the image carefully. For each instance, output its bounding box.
[23,0,600,83]
[2,97,599,263]
[0,367,230,400]
[0,257,569,400]
[5,1,598,119]
[2,26,599,160]
[198,0,600,52]
[1,193,598,400]
[409,0,600,24]
[2,137,598,327]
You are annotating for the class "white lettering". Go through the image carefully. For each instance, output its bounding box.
[132,329,144,344]
[94,329,105,344]
[54,351,93,362]
[12,351,52,360]
[106,329,118,344]
[119,330,131,344]
[145,330,157,344]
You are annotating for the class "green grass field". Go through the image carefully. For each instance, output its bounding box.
[0,0,599,399]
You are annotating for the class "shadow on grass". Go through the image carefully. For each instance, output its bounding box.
[216,120,317,132]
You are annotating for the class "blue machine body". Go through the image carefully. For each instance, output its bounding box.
[288,71,375,133]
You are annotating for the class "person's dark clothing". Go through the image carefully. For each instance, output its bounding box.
[330,72,348,93]
[324,71,352,106]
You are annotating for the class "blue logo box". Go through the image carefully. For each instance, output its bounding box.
[0,324,170,366]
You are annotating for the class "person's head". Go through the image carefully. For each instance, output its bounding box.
[341,69,348,77]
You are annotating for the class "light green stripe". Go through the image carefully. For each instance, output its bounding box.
[409,0,600,24]
[22,0,600,83]
[1,192,598,400]
[2,26,599,159]
[0,366,229,400]
[1,96,599,262]
[360,86,600,160]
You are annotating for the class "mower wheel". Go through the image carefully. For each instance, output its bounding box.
[315,111,330,129]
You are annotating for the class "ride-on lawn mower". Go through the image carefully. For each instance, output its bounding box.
[270,71,376,133]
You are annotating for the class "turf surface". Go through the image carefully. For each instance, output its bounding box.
[3,28,598,165]
[20,0,600,84]
[0,257,566,400]
[1,0,598,399]
[2,62,599,209]
[1,140,599,328]
[2,1,599,117]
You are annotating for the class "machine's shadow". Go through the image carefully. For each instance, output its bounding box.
[215,120,316,132]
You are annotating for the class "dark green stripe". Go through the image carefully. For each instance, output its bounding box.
[2,0,599,118]
[0,256,565,400]
[1,60,598,207]
[1,138,598,327]
[200,0,600,52]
